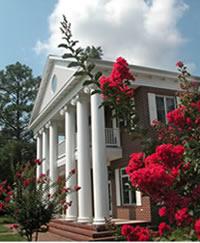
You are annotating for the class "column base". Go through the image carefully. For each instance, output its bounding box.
[93,218,106,225]
[64,216,77,221]
[77,216,92,223]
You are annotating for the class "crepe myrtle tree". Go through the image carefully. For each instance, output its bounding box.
[0,159,80,241]
[58,15,145,136]
[122,62,200,241]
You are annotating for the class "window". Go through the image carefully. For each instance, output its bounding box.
[155,95,176,123]
[51,75,57,93]
[120,168,136,205]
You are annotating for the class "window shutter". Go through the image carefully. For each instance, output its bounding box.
[115,169,121,206]
[136,190,142,206]
[147,93,157,124]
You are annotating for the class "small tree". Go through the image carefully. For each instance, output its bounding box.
[0,160,79,241]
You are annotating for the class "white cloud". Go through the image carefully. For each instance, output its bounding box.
[34,0,189,70]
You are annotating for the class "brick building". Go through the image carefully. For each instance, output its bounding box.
[29,55,197,226]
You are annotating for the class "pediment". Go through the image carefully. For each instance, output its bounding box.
[30,56,78,125]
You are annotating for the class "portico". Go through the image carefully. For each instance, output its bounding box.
[30,56,122,225]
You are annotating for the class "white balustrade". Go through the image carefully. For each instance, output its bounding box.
[57,128,121,157]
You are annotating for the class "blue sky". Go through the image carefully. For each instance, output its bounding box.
[0,0,56,75]
[0,0,199,76]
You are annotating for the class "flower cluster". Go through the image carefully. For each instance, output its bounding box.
[121,224,150,241]
[0,180,13,212]
[126,144,184,201]
[99,57,135,100]
[175,208,192,226]
[158,222,171,236]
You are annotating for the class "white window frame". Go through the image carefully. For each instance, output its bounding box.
[120,168,136,206]
[148,93,178,124]
[155,95,177,123]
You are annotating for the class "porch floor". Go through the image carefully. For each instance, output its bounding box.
[111,218,150,225]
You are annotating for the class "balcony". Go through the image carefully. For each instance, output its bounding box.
[58,128,121,159]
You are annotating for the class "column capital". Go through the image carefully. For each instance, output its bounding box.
[39,128,44,135]
[34,133,39,139]
[83,84,97,94]
[60,104,72,116]
[45,121,51,129]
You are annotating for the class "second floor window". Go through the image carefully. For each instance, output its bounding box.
[155,96,176,123]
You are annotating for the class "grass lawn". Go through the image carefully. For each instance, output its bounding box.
[0,234,25,241]
[0,224,11,233]
[0,215,15,224]
[0,215,24,241]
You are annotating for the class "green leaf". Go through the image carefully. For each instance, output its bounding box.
[87,63,95,72]
[68,62,80,68]
[76,47,83,56]
[74,71,87,76]
[83,80,94,86]
[58,43,69,49]
[62,53,74,59]
[91,89,101,95]
[95,71,102,81]
[71,40,79,47]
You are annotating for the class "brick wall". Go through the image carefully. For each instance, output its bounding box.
[110,86,177,221]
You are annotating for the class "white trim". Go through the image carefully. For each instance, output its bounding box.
[136,191,142,206]
[115,169,121,206]
[176,96,181,106]
[148,93,157,124]
[108,180,112,215]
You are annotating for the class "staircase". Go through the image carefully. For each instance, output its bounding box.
[48,219,115,241]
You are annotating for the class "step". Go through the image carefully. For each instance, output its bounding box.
[49,222,96,238]
[51,219,107,232]
[49,227,93,241]
[49,222,114,238]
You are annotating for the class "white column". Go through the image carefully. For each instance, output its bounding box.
[36,134,42,179]
[91,93,109,225]
[65,106,77,220]
[49,121,58,193]
[77,95,92,223]
[42,128,49,175]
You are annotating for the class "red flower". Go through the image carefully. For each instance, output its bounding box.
[158,222,171,236]
[34,159,41,165]
[167,106,186,128]
[16,172,21,178]
[10,224,19,230]
[5,197,11,203]
[194,219,200,240]
[0,202,4,211]
[70,168,76,174]
[175,208,192,226]
[159,207,167,217]
[62,187,70,193]
[156,144,184,168]
[176,61,184,68]
[121,225,150,241]
[23,178,31,187]
[74,185,81,191]
[126,152,144,174]
[121,224,134,236]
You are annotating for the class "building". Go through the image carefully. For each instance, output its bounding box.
[29,55,194,226]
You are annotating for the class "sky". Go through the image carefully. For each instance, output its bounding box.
[0,0,200,77]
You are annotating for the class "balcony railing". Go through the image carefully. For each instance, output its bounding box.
[105,128,120,147]
[58,128,120,158]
